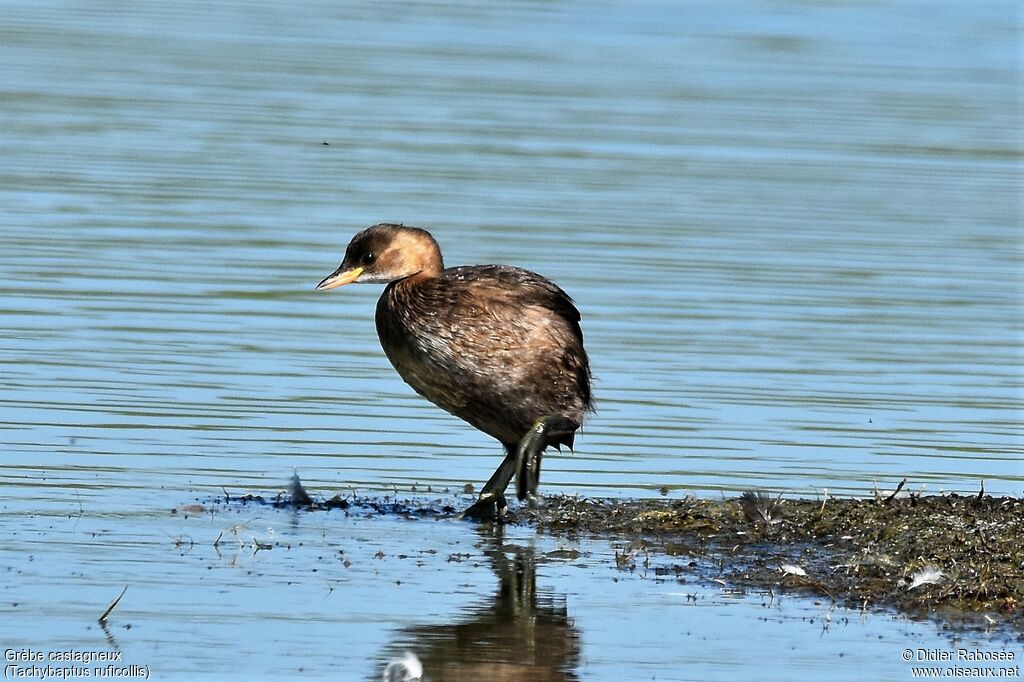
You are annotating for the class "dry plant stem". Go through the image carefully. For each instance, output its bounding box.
[98,585,128,624]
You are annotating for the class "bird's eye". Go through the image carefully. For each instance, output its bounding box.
[362,252,376,265]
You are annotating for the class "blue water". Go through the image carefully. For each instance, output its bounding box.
[1,1,1020,679]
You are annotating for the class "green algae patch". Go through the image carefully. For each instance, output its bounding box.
[509,492,1023,633]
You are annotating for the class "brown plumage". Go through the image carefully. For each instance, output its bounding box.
[317,224,594,519]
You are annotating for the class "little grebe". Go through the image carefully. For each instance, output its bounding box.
[317,224,593,520]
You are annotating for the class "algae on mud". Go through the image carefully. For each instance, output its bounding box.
[507,491,1023,633]
[220,480,1024,636]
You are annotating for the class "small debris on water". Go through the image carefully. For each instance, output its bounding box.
[252,537,273,553]
[325,494,350,510]
[289,472,313,506]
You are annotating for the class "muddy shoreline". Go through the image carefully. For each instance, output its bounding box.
[208,483,1023,638]
[512,492,1023,635]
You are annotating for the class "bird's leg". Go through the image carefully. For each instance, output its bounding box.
[515,416,579,502]
[460,445,517,521]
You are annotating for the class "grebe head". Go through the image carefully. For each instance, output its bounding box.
[316,224,443,290]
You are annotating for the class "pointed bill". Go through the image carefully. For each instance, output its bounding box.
[316,266,363,291]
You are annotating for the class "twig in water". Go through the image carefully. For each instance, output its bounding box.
[161,531,194,551]
[98,586,128,624]
[883,478,906,505]
[214,521,253,550]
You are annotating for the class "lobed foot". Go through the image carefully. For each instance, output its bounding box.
[459,492,508,522]
[515,416,579,501]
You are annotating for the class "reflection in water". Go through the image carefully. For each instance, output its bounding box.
[98,622,120,653]
[380,526,580,681]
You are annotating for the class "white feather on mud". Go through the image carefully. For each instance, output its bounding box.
[739,490,784,525]
[383,651,422,682]
[907,566,944,590]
